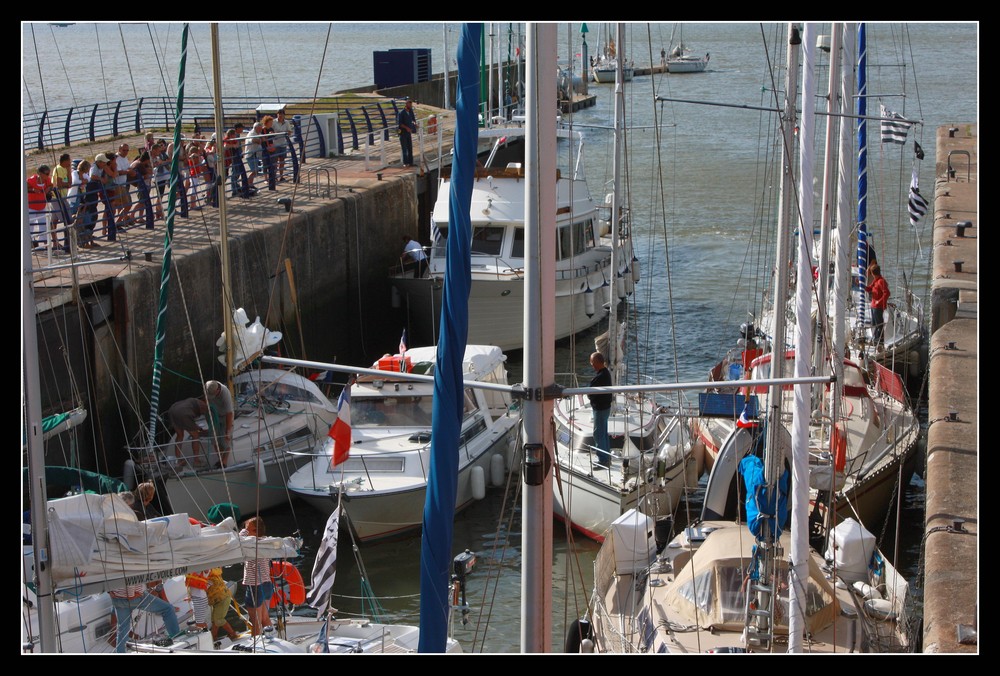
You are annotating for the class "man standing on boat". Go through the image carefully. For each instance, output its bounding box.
[588,352,613,468]
[205,380,234,468]
[865,263,890,350]
[397,98,417,167]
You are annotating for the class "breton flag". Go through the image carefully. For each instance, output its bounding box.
[399,328,408,355]
[327,386,352,468]
[736,401,759,429]
[908,167,928,227]
[880,103,911,145]
[305,505,340,620]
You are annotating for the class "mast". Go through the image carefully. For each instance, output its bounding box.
[832,23,856,381]
[211,25,235,388]
[754,22,800,648]
[607,22,625,375]
[24,205,56,653]
[813,23,842,392]
[521,21,556,653]
[788,22,816,653]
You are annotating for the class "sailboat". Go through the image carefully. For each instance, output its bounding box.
[585,25,917,654]
[124,26,339,520]
[665,23,710,74]
[694,23,920,535]
[552,24,702,542]
[591,23,634,83]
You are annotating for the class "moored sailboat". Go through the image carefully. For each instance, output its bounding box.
[585,26,918,654]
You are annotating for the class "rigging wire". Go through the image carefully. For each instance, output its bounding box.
[146,23,175,101]
[117,23,140,101]
[48,24,77,107]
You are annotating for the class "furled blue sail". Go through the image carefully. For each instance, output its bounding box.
[418,22,481,653]
[855,23,869,323]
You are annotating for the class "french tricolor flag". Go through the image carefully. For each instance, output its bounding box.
[736,401,759,429]
[327,385,352,468]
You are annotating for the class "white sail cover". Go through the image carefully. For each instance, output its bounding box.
[42,493,299,595]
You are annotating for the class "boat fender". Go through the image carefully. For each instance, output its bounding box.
[584,287,595,318]
[616,276,626,300]
[624,272,634,296]
[490,453,505,487]
[631,257,640,282]
[563,617,593,653]
[255,455,268,484]
[269,561,306,608]
[471,466,486,500]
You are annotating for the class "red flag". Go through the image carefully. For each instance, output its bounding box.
[327,386,352,468]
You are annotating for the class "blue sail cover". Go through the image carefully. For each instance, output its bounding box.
[418,22,480,653]
[740,454,790,540]
[855,23,869,322]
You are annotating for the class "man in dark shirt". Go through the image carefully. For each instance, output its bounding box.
[587,351,613,467]
[397,98,417,167]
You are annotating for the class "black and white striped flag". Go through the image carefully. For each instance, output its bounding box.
[880,103,911,145]
[305,505,340,614]
[908,167,928,226]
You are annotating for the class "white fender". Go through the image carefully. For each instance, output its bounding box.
[490,453,505,487]
[616,276,626,300]
[256,455,268,484]
[584,288,595,318]
[471,465,486,500]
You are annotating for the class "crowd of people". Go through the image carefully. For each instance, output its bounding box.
[26,110,296,254]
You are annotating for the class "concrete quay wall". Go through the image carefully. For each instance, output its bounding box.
[923,122,978,654]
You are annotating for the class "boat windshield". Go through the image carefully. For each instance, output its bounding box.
[352,391,479,428]
[352,395,434,428]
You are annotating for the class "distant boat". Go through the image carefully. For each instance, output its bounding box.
[50,23,75,27]
[665,24,709,73]
[591,24,634,83]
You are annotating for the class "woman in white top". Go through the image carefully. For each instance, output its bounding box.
[67,160,89,217]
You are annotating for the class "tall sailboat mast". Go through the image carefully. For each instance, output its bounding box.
[211,24,235,387]
[521,21,557,653]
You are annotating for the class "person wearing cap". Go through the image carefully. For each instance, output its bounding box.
[205,380,234,468]
[397,98,417,167]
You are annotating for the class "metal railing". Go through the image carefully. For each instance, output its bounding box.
[23,95,409,154]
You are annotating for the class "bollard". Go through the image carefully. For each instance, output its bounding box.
[953,260,964,273]
[955,221,971,237]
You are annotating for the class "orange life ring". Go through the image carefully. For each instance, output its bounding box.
[269,561,306,608]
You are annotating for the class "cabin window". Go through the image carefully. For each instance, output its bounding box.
[472,226,505,256]
[556,221,592,260]
[235,379,322,406]
[511,229,524,259]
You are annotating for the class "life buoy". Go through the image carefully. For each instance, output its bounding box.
[831,422,847,473]
[269,561,306,608]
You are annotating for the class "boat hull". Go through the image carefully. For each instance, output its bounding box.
[295,424,517,542]
[393,274,612,352]
[666,59,708,73]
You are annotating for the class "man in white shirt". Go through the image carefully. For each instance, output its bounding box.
[113,143,133,223]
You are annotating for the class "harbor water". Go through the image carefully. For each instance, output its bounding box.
[23,21,977,653]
